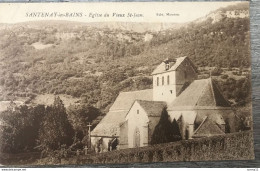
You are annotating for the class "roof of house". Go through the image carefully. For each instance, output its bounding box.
[151,56,197,75]
[91,89,153,137]
[168,78,231,110]
[195,113,226,126]
[109,89,153,111]
[136,100,167,117]
[192,116,225,138]
[91,110,126,137]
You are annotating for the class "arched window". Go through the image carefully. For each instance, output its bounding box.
[157,77,159,86]
[167,75,170,85]
[162,76,164,85]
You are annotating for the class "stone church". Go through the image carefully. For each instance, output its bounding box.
[91,57,238,152]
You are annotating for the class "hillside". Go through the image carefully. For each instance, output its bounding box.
[0,2,251,113]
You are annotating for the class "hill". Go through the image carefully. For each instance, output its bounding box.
[0,2,251,113]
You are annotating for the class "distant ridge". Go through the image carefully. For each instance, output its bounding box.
[0,20,184,33]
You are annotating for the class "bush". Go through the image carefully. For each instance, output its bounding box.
[38,96,74,152]
[221,74,228,79]
[0,104,45,153]
[211,67,223,76]
[151,108,181,145]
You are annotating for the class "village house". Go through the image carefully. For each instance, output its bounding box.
[91,56,238,152]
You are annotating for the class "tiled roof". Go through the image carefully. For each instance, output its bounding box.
[151,56,197,75]
[91,89,153,137]
[195,113,226,126]
[168,78,230,110]
[91,110,126,137]
[192,116,225,138]
[136,100,166,117]
[109,89,153,111]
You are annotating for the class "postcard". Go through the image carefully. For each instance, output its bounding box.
[0,2,254,166]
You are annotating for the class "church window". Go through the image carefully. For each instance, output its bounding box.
[162,76,164,85]
[157,77,159,86]
[167,75,170,85]
[137,110,139,114]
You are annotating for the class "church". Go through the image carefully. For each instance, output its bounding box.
[91,56,238,152]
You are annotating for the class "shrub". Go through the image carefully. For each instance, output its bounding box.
[221,74,228,79]
[151,108,182,145]
[38,96,74,152]
[211,67,223,76]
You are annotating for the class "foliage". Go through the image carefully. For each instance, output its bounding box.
[0,8,251,111]
[211,67,223,76]
[216,76,251,105]
[38,96,74,152]
[67,104,102,141]
[221,74,228,79]
[0,104,45,153]
[151,108,181,145]
[53,131,253,165]
[0,98,101,155]
[171,119,182,141]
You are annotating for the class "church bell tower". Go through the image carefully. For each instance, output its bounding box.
[151,57,197,105]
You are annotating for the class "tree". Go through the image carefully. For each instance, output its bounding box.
[171,119,182,141]
[67,104,102,141]
[0,108,21,153]
[151,107,181,145]
[211,67,223,76]
[38,96,74,152]
[0,104,45,153]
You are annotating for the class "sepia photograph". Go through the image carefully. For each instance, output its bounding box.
[0,1,254,166]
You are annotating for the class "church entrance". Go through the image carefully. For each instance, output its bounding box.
[133,127,140,148]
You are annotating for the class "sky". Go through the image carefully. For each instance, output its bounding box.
[0,2,246,24]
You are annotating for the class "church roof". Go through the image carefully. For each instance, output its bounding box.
[168,78,231,110]
[195,113,226,126]
[192,116,225,138]
[109,89,153,111]
[151,56,197,75]
[91,110,126,137]
[91,89,153,137]
[136,100,166,117]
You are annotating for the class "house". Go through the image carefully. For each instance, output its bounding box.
[91,56,237,151]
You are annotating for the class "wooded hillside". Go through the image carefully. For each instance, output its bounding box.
[0,2,250,112]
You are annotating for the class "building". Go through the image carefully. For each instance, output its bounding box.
[119,100,166,149]
[152,57,197,104]
[91,89,153,152]
[91,56,237,151]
